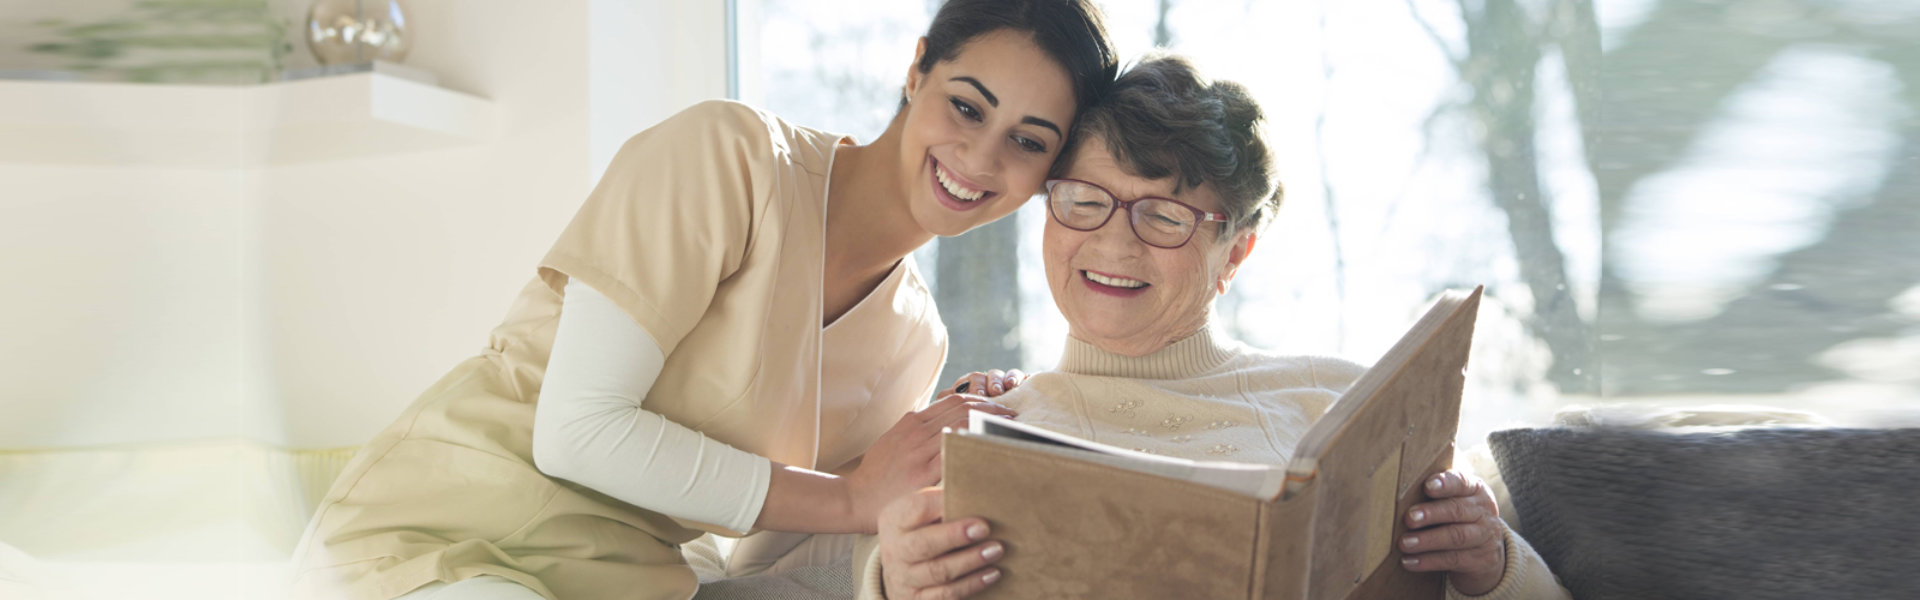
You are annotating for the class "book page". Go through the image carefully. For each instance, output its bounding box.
[966,412,1289,499]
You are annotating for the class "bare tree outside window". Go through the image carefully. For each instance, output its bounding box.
[1590,0,1920,425]
[746,0,1920,433]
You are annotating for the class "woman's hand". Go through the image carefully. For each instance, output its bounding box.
[1401,470,1507,595]
[938,369,1028,399]
[878,487,1004,600]
[843,394,1016,534]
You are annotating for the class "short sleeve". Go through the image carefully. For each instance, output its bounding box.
[539,100,776,355]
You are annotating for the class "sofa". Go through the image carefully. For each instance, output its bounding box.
[1489,424,1920,599]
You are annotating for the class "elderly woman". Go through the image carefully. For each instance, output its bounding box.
[856,55,1574,600]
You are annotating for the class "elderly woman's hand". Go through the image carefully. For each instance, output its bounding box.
[939,369,1028,399]
[1401,470,1507,595]
[877,487,1003,600]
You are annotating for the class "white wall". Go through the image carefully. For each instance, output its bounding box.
[590,0,730,178]
[255,0,598,449]
[0,165,259,447]
[0,0,731,449]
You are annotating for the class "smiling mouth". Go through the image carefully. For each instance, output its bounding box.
[1082,270,1149,289]
[937,165,985,201]
[931,158,995,208]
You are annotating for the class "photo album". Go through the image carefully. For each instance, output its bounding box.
[944,287,1484,600]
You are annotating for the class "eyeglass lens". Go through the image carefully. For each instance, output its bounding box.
[1048,181,1198,248]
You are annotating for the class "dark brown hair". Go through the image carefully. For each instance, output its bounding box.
[912,0,1118,122]
[1061,52,1281,237]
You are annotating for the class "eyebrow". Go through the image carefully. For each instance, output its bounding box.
[1022,116,1063,139]
[951,76,1065,140]
[951,76,998,106]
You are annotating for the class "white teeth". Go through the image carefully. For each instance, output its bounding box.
[1084,271,1147,289]
[936,164,986,201]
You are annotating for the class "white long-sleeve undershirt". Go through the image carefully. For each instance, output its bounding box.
[531,279,772,534]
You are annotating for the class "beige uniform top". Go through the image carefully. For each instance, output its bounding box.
[292,100,948,600]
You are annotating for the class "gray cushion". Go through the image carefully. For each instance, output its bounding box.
[1489,427,1920,600]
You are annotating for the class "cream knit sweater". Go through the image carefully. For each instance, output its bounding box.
[854,328,1571,600]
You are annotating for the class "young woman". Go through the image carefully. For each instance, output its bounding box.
[289,2,1117,599]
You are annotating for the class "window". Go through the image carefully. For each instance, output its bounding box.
[737,0,1920,436]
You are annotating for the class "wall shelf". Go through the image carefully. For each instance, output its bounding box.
[0,72,496,168]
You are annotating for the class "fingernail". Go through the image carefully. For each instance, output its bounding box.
[981,542,1003,561]
[1411,508,1425,523]
[1402,557,1419,567]
[1428,476,1443,490]
[967,523,989,541]
[982,569,1001,584]
[1403,535,1420,550]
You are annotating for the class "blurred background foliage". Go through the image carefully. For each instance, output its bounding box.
[750,0,1920,438]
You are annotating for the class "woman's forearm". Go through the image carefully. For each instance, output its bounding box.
[755,462,868,534]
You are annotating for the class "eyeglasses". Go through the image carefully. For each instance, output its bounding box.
[1043,178,1229,249]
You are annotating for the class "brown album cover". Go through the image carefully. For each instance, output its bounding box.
[944,286,1483,600]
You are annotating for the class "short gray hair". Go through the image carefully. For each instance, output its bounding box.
[1055,52,1281,238]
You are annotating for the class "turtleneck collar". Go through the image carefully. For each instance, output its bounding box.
[1055,326,1239,380]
